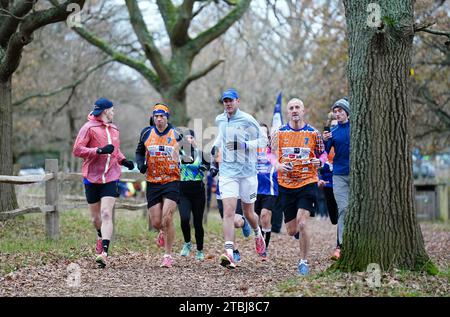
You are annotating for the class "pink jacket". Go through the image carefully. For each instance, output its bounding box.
[73,115,126,184]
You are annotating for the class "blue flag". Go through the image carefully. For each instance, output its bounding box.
[271,92,283,134]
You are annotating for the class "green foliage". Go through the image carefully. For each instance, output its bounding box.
[382,16,397,28]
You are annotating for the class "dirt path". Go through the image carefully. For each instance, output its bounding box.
[0,220,448,297]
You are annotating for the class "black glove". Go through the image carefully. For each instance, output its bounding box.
[121,159,134,170]
[211,145,219,156]
[138,163,147,174]
[209,165,219,178]
[96,144,114,154]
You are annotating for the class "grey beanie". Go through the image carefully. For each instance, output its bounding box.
[331,98,350,116]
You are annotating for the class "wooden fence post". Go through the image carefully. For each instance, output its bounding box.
[437,183,448,222]
[45,159,59,240]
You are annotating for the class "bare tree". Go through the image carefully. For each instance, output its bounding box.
[74,0,252,125]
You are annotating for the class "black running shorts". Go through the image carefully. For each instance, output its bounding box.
[279,182,318,222]
[84,181,119,204]
[146,181,180,208]
[254,194,276,216]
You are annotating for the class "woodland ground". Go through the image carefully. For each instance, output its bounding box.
[0,185,448,297]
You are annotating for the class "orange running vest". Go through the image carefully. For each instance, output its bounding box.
[276,124,324,189]
[144,127,180,184]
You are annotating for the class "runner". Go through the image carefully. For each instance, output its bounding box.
[135,103,182,268]
[73,97,134,268]
[178,130,209,261]
[212,88,267,269]
[270,98,327,275]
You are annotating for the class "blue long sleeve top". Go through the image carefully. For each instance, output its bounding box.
[325,121,350,175]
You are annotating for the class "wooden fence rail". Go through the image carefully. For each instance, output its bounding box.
[0,159,147,240]
[2,160,448,240]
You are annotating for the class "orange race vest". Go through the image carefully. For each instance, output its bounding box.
[144,127,180,184]
[276,125,322,189]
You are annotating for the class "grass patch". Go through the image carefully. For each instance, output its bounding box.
[270,268,450,297]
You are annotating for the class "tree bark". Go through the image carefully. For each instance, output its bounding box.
[0,77,18,212]
[335,0,434,273]
[161,88,188,127]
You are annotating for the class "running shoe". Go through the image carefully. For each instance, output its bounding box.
[255,235,266,256]
[241,217,251,238]
[180,242,192,257]
[160,255,174,268]
[195,250,205,262]
[219,253,236,269]
[260,251,268,261]
[233,249,241,263]
[95,252,107,268]
[331,247,341,261]
[298,260,309,276]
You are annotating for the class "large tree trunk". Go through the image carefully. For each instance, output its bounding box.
[0,77,19,212]
[161,89,189,127]
[335,0,434,273]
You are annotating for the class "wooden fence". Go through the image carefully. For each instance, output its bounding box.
[1,159,448,240]
[0,159,147,240]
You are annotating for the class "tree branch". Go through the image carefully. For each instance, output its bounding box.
[0,1,86,80]
[414,19,450,39]
[125,0,170,84]
[156,0,177,37]
[192,0,212,18]
[413,88,450,128]
[190,0,251,55]
[179,58,224,92]
[13,59,114,106]
[415,28,450,39]
[73,26,160,89]
[170,0,195,46]
[414,127,448,140]
[413,20,436,33]
[53,86,77,115]
[0,0,36,48]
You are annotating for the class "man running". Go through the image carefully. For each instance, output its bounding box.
[73,97,134,268]
[270,98,327,275]
[212,88,267,269]
[135,103,182,268]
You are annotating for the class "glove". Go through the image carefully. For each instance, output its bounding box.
[96,144,114,154]
[209,164,219,178]
[121,159,134,170]
[211,145,219,156]
[138,163,147,174]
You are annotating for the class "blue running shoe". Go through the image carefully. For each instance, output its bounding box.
[241,217,251,238]
[298,260,309,276]
[180,242,192,257]
[233,249,241,263]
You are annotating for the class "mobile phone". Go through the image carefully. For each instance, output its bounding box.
[324,126,331,132]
